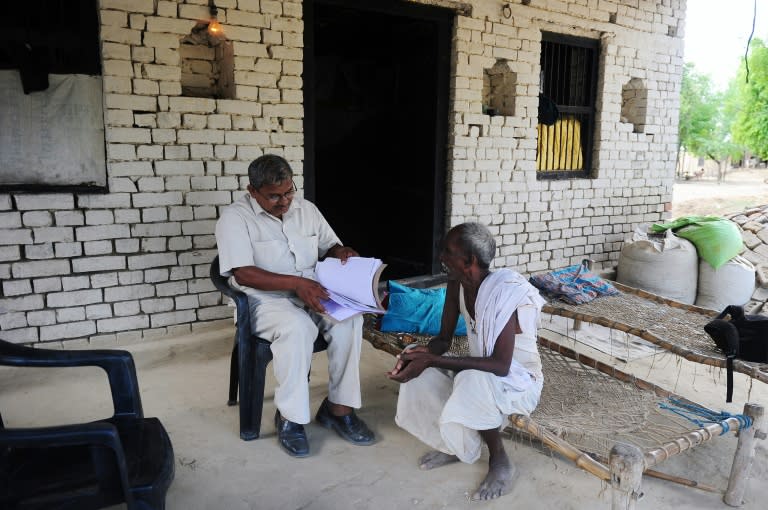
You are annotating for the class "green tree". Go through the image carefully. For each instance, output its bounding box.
[679,63,720,157]
[678,64,742,180]
[731,38,768,160]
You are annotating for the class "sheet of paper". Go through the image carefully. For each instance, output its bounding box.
[315,256,387,321]
[320,298,367,322]
[316,257,384,309]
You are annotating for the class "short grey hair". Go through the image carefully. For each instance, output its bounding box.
[450,222,496,269]
[248,154,293,189]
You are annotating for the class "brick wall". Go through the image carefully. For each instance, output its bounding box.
[0,0,685,346]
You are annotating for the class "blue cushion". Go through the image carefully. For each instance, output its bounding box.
[380,280,467,336]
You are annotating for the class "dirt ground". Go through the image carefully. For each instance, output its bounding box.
[2,324,766,510]
[672,167,768,218]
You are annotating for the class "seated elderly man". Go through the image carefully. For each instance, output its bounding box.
[387,222,545,501]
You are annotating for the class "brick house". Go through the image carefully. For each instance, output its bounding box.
[0,0,684,345]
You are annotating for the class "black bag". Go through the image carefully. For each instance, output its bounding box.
[704,305,768,402]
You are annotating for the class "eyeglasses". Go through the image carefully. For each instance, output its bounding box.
[255,181,297,203]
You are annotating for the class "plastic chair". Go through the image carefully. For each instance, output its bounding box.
[0,339,174,510]
[209,255,329,440]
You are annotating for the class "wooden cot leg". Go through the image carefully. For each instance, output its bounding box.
[724,403,766,507]
[610,443,644,510]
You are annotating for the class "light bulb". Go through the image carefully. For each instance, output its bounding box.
[207,20,223,37]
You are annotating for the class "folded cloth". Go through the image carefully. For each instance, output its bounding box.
[529,263,620,305]
[380,280,467,336]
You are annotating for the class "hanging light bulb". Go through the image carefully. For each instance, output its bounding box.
[207,0,224,38]
[207,19,223,37]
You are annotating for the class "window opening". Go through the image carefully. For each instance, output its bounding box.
[537,32,598,179]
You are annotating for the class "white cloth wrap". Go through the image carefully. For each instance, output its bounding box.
[395,269,546,463]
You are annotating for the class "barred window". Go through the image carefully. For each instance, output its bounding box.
[537,32,599,179]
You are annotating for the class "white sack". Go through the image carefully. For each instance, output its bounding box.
[616,226,698,304]
[695,255,756,312]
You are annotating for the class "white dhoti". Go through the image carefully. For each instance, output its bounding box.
[249,298,363,424]
[395,362,543,464]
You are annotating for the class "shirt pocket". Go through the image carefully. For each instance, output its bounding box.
[251,239,291,271]
[291,234,319,271]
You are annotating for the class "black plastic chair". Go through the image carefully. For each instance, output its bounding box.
[0,339,174,510]
[209,255,328,440]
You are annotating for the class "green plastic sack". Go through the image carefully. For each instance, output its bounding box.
[651,216,744,269]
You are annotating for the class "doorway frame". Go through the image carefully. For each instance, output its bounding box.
[303,0,453,276]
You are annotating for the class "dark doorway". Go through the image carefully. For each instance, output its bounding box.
[304,0,453,281]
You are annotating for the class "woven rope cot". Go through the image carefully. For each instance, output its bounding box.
[542,281,768,384]
[362,314,766,508]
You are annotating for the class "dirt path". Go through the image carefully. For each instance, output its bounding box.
[672,167,768,217]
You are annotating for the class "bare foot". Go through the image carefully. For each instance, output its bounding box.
[471,458,518,501]
[418,450,459,470]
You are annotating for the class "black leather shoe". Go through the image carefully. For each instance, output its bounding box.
[315,398,375,446]
[274,411,309,458]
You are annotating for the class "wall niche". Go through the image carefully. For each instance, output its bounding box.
[180,25,235,99]
[621,77,648,133]
[482,59,516,117]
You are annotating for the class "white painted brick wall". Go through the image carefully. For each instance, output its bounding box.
[0,0,683,346]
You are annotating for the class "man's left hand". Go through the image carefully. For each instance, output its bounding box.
[387,348,432,383]
[330,245,359,263]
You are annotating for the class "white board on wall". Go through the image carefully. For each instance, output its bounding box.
[0,71,106,188]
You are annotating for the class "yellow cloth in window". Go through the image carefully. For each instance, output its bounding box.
[536,116,583,171]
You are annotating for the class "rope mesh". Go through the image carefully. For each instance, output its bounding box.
[542,286,768,383]
[362,314,745,461]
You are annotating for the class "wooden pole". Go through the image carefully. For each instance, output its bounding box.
[724,403,766,506]
[508,415,611,480]
[571,259,593,331]
[610,443,645,510]
[587,451,721,494]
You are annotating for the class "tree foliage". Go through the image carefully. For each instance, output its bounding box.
[678,63,740,162]
[731,38,768,160]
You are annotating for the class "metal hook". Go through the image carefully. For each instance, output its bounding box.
[502,4,512,19]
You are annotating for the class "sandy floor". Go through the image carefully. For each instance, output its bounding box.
[672,168,768,218]
[2,322,766,510]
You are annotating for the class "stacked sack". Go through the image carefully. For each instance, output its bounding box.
[616,216,755,310]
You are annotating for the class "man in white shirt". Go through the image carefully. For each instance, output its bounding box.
[215,154,375,457]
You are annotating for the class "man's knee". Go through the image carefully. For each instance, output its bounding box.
[281,314,319,341]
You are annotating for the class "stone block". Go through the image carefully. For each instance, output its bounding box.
[154,161,205,176]
[75,224,131,242]
[47,289,102,308]
[39,321,97,341]
[132,192,184,208]
[127,253,178,270]
[150,309,197,328]
[15,194,74,210]
[27,310,56,326]
[1,212,22,228]
[73,255,126,272]
[97,315,150,333]
[25,243,55,259]
[11,260,70,278]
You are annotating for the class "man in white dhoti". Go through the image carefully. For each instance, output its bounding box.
[387,222,545,501]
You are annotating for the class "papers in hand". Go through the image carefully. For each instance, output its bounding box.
[315,256,387,321]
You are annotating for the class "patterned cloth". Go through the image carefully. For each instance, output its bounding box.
[529,263,620,305]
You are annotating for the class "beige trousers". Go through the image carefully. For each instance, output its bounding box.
[395,367,543,464]
[249,298,363,424]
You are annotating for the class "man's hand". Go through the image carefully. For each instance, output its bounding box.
[387,345,432,383]
[293,276,331,314]
[328,245,359,263]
